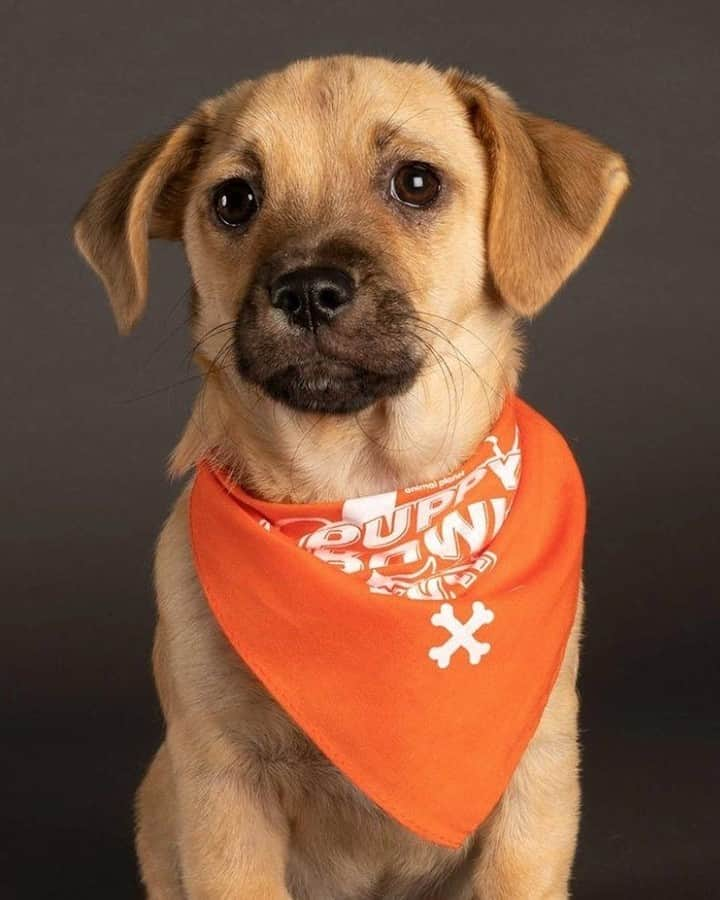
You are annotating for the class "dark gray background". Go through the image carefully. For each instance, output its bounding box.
[2,0,718,897]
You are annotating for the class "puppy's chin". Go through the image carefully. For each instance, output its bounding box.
[261,358,420,414]
[237,353,421,414]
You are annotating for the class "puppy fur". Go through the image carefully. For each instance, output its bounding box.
[74,55,628,899]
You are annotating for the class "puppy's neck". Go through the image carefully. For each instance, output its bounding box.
[172,308,521,503]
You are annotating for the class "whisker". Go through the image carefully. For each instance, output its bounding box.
[189,320,237,362]
[119,369,223,404]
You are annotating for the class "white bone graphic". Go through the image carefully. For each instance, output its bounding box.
[428,601,494,669]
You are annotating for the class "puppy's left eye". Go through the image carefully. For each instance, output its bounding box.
[390,163,441,208]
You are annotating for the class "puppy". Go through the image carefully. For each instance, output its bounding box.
[73,55,628,899]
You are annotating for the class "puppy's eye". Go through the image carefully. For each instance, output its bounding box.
[390,163,441,208]
[213,178,259,228]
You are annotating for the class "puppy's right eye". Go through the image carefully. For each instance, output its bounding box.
[213,178,259,228]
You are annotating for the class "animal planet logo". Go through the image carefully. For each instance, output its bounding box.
[269,427,522,601]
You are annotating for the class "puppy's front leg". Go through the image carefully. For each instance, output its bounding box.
[174,759,292,900]
[471,730,579,900]
[472,597,583,900]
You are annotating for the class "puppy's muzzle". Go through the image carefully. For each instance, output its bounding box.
[233,240,425,415]
[270,266,355,330]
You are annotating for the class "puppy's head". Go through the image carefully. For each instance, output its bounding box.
[74,56,628,418]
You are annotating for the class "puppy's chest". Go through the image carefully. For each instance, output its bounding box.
[236,667,385,819]
[234,665,475,900]
[239,687,351,804]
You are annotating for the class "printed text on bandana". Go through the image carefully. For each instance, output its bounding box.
[267,428,521,600]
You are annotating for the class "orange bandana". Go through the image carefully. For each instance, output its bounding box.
[189,396,586,847]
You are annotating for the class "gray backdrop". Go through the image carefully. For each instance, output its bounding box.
[2,0,718,897]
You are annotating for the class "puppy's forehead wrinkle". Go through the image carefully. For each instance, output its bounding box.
[210,59,473,187]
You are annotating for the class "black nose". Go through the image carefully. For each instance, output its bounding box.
[269,267,355,328]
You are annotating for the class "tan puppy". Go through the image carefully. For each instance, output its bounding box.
[74,55,628,899]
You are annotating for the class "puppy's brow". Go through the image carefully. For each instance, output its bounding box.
[375,122,411,151]
[374,103,440,148]
[232,144,263,174]
[209,140,263,177]
[373,122,445,162]
[373,128,450,175]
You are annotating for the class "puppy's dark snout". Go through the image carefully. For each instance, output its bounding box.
[269,267,355,329]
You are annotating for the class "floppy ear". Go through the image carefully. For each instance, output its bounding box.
[446,70,630,316]
[72,99,218,334]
